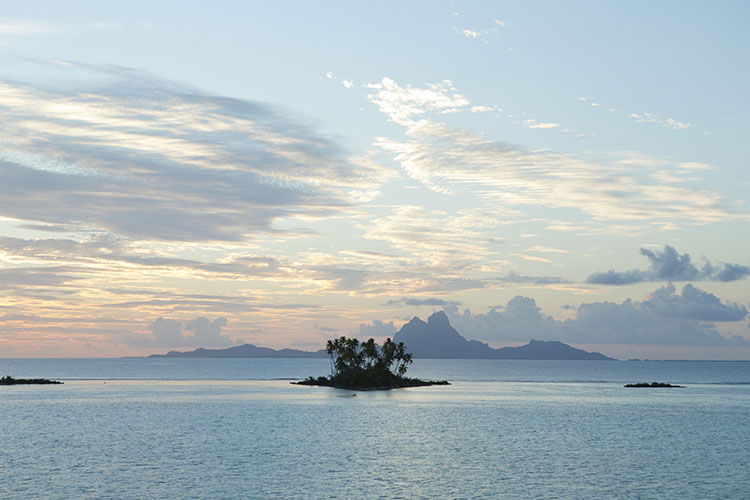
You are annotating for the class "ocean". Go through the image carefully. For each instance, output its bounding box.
[1,358,748,499]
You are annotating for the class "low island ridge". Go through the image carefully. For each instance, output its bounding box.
[148,311,613,360]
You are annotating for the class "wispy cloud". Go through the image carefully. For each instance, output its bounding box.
[578,97,691,131]
[494,271,570,285]
[526,246,571,254]
[0,61,392,242]
[386,297,461,308]
[367,77,743,229]
[0,18,60,36]
[628,112,691,130]
[361,205,513,274]
[523,119,559,129]
[452,18,508,43]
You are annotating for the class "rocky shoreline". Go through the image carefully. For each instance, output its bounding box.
[624,381,683,388]
[1,376,63,385]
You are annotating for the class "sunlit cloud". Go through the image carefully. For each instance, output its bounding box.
[365,77,470,125]
[524,119,559,129]
[578,96,691,131]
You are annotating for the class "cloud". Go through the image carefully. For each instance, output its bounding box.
[0,60,392,243]
[457,28,481,39]
[0,266,82,289]
[470,105,494,113]
[367,78,743,228]
[0,232,495,300]
[587,245,750,284]
[443,283,748,346]
[0,19,60,36]
[365,77,470,125]
[578,97,691,131]
[452,19,506,42]
[628,112,690,130]
[526,246,570,254]
[356,319,397,338]
[494,271,570,285]
[126,316,235,348]
[524,119,559,129]
[386,297,461,308]
[361,205,514,274]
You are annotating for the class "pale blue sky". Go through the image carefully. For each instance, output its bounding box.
[1,1,748,358]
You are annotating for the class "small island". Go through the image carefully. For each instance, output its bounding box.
[1,375,63,385]
[624,381,683,388]
[293,336,449,390]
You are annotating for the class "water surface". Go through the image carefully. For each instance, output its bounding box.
[1,359,748,499]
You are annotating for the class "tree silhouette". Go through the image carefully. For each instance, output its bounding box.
[316,336,422,388]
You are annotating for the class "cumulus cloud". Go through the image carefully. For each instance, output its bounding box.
[587,245,750,285]
[0,60,392,243]
[357,319,397,338]
[443,283,748,346]
[126,316,235,348]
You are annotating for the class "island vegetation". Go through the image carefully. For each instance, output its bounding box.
[1,375,63,385]
[624,381,683,388]
[294,336,449,390]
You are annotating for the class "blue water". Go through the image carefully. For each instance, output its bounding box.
[1,359,748,499]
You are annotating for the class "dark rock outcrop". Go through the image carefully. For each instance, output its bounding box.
[1,376,62,385]
[624,381,683,388]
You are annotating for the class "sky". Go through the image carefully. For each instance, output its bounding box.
[1,1,749,359]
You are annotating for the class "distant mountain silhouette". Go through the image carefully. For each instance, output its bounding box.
[148,343,327,358]
[148,311,613,360]
[393,311,613,360]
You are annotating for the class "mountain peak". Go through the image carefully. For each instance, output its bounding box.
[405,316,426,328]
[394,313,613,360]
[427,310,450,326]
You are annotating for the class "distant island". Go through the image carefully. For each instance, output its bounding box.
[1,376,63,385]
[149,344,327,358]
[148,311,613,360]
[624,382,683,388]
[393,311,613,360]
[293,336,448,390]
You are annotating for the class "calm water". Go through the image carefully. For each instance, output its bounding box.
[1,358,748,499]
